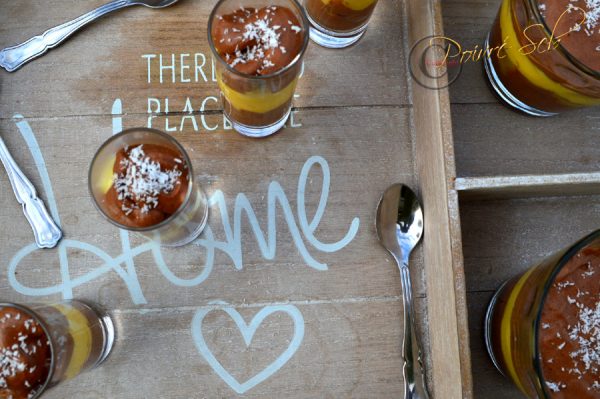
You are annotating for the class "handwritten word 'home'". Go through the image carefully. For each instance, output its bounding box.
[8,109,359,304]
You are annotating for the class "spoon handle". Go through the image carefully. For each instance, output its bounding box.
[399,262,431,399]
[0,0,131,72]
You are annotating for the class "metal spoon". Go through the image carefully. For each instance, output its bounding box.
[0,0,179,72]
[376,183,430,399]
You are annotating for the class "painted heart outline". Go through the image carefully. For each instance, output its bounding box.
[192,302,305,394]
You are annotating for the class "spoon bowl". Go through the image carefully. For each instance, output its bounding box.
[376,184,423,263]
[376,183,430,399]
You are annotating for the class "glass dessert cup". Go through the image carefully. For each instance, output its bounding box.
[485,0,600,116]
[484,230,600,398]
[89,128,208,247]
[303,0,379,48]
[208,0,309,138]
[0,300,115,399]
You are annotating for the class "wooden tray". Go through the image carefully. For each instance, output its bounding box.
[441,0,600,397]
[0,1,471,398]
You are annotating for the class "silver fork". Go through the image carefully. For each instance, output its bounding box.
[0,0,179,72]
[0,134,62,248]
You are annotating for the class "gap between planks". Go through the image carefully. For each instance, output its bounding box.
[111,295,412,314]
[0,104,413,122]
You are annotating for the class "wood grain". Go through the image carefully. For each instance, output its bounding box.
[456,173,600,200]
[0,0,409,119]
[407,1,472,397]
[40,300,408,399]
[460,196,600,398]
[439,0,600,397]
[441,0,600,179]
[0,1,452,397]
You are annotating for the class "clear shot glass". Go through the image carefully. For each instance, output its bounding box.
[484,230,600,398]
[0,300,115,399]
[89,127,208,246]
[208,0,309,137]
[484,0,600,116]
[303,0,379,48]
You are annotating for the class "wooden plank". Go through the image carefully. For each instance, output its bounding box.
[0,107,423,308]
[442,1,600,179]
[0,0,409,119]
[460,195,600,292]
[456,173,600,200]
[0,106,427,397]
[441,0,501,105]
[451,104,600,178]
[0,0,462,397]
[39,301,407,399]
[460,196,600,398]
[407,1,472,398]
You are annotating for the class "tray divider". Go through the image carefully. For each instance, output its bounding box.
[456,173,600,200]
[406,0,473,397]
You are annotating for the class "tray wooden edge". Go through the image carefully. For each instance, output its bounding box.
[456,173,600,200]
[406,1,474,398]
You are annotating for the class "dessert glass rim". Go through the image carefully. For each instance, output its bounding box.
[0,302,56,399]
[528,0,600,79]
[532,229,600,398]
[207,0,310,81]
[88,127,195,233]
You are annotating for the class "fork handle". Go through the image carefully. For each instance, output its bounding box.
[0,136,62,248]
[0,0,131,72]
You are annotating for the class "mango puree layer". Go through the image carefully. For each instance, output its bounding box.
[319,0,377,11]
[498,0,600,106]
[52,304,93,380]
[218,74,298,114]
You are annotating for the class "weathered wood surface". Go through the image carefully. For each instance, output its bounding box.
[442,1,600,398]
[0,1,453,398]
[0,0,408,120]
[456,173,600,200]
[408,1,472,397]
[442,0,600,178]
[461,196,600,399]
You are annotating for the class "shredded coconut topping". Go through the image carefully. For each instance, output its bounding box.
[582,0,600,31]
[227,6,301,73]
[113,145,182,214]
[568,300,600,376]
[0,346,26,384]
[569,0,600,40]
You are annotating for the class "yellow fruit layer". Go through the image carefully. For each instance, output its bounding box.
[98,155,116,195]
[53,305,92,380]
[218,76,297,114]
[499,0,599,106]
[319,0,377,11]
[499,267,535,395]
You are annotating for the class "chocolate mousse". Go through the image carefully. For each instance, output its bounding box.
[538,246,600,398]
[305,0,378,32]
[486,0,600,113]
[102,144,189,228]
[538,0,600,72]
[212,6,304,76]
[0,307,52,399]
[485,233,600,398]
[210,5,306,128]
